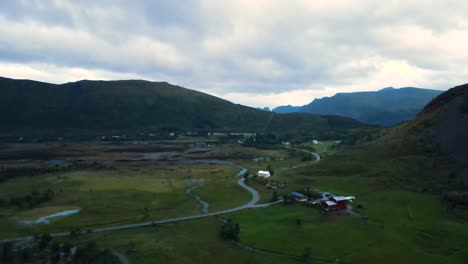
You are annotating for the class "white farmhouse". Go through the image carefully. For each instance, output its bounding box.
[258,170,271,178]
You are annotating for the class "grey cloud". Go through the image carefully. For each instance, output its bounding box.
[0,0,466,105]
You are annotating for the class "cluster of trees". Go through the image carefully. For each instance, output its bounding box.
[0,162,108,184]
[303,187,322,200]
[242,134,283,148]
[0,167,65,183]
[1,234,119,264]
[2,189,55,209]
[282,193,295,204]
[220,219,240,241]
[444,191,468,208]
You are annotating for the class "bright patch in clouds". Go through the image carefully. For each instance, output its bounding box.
[0,0,465,108]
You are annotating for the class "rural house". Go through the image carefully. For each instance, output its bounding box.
[291,192,307,201]
[258,170,271,178]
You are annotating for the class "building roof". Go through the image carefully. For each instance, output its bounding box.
[258,170,271,177]
[324,201,337,206]
[291,191,305,197]
[332,196,351,202]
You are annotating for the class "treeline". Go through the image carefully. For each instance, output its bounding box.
[1,189,55,209]
[242,134,283,149]
[0,162,108,183]
[443,191,468,210]
[0,167,65,183]
[0,234,120,264]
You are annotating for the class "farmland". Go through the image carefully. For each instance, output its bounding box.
[0,138,467,264]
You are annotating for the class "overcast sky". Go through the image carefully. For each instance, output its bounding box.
[0,0,467,108]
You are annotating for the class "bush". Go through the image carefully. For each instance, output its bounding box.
[271,190,279,202]
[220,219,239,241]
[1,242,14,262]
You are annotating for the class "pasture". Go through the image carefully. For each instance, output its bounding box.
[0,163,241,238]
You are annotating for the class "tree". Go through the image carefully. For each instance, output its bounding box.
[70,228,82,238]
[1,242,14,262]
[220,219,240,241]
[296,219,302,228]
[303,247,312,263]
[266,164,275,176]
[283,193,294,204]
[305,187,312,200]
[38,233,52,250]
[51,242,60,253]
[20,247,33,262]
[62,243,72,256]
[271,190,279,202]
[51,253,61,264]
[44,188,55,201]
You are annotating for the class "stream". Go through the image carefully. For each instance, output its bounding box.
[22,209,80,225]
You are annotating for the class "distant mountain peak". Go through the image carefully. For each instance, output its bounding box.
[274,86,444,126]
[379,87,396,91]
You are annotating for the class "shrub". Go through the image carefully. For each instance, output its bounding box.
[220,219,239,241]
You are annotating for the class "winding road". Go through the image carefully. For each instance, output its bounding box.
[0,151,318,245]
[292,147,321,162]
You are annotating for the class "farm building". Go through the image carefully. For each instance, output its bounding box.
[291,192,307,201]
[320,195,355,211]
[258,170,271,178]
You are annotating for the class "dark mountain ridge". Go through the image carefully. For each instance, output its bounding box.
[0,76,363,138]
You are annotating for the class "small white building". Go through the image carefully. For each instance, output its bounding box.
[312,140,319,144]
[258,170,271,178]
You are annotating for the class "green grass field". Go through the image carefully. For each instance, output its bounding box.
[222,140,468,264]
[56,217,300,264]
[0,163,240,238]
[193,180,252,211]
[1,139,467,264]
[227,205,379,260]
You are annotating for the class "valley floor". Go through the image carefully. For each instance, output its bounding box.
[0,139,467,264]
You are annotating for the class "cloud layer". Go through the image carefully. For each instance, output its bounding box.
[0,0,467,107]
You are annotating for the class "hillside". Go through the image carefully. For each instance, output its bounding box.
[0,77,363,138]
[407,83,468,161]
[273,87,443,126]
[333,83,468,210]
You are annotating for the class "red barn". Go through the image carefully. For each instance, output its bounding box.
[320,196,353,211]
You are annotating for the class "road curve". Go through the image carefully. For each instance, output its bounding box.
[292,148,321,162]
